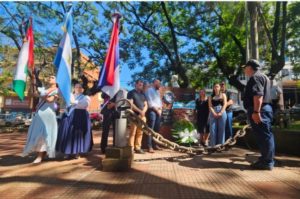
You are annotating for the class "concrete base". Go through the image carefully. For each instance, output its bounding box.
[102,146,134,172]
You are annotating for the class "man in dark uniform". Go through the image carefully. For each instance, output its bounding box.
[242,59,275,170]
[100,92,117,154]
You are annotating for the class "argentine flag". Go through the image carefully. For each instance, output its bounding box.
[54,8,73,106]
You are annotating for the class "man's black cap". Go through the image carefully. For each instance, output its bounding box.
[241,59,261,69]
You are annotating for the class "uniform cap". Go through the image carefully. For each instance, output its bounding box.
[241,59,261,69]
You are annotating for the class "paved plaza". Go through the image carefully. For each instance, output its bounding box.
[0,130,300,199]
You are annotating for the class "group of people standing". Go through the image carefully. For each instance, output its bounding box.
[127,79,163,154]
[195,82,234,147]
[22,58,275,170]
[99,79,163,154]
[196,59,275,170]
[22,76,93,163]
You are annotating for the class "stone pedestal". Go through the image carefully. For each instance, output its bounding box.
[115,118,128,147]
[102,146,134,172]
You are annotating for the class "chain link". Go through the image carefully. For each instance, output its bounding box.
[1,99,250,156]
[117,99,250,155]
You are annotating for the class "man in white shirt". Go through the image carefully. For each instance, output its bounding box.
[145,79,163,153]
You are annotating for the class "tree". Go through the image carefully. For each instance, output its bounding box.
[0,2,112,95]
[258,1,288,79]
[287,2,300,80]
[248,1,259,60]
[1,1,298,93]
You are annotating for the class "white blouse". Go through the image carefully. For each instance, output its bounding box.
[71,93,90,110]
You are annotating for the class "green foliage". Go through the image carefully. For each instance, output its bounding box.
[287,2,300,79]
[1,2,299,90]
[172,119,198,145]
[0,70,13,96]
[172,119,195,133]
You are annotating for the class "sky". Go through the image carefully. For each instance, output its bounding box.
[0,1,140,90]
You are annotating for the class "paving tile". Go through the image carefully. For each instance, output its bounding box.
[0,131,300,199]
[57,187,104,199]
[250,181,300,199]
[138,183,179,199]
[98,184,142,199]
[268,169,300,190]
[232,169,279,182]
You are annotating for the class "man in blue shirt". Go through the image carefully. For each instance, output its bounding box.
[145,79,163,153]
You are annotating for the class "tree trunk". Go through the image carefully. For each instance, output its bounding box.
[161,2,189,88]
[269,2,287,79]
[248,2,259,60]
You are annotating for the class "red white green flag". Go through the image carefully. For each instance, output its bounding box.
[13,18,34,101]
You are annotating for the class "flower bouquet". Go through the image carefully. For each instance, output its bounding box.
[172,120,199,146]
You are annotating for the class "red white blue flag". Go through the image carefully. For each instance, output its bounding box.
[97,13,121,99]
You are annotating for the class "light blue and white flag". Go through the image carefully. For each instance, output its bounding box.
[54,8,73,106]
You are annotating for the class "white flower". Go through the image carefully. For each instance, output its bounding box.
[178,128,199,144]
[190,129,199,143]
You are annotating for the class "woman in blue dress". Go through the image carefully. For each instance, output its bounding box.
[56,83,93,159]
[23,75,59,163]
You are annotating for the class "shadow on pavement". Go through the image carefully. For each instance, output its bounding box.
[0,168,255,199]
[0,155,33,166]
[172,155,252,171]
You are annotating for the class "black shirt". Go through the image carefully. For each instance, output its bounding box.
[224,90,233,112]
[211,97,224,107]
[100,93,117,115]
[243,70,272,110]
[195,98,209,123]
[127,89,147,114]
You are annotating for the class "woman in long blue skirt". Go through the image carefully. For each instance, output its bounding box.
[56,83,93,159]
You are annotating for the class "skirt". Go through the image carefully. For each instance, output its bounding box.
[56,109,93,155]
[23,102,58,158]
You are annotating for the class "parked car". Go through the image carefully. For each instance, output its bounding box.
[290,104,300,119]
[24,113,34,127]
[0,114,6,126]
[0,113,24,127]
[231,104,248,125]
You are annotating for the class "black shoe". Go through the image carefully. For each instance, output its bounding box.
[250,161,273,170]
[135,149,145,154]
[153,146,163,150]
[202,142,209,147]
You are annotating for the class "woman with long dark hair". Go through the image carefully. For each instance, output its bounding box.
[208,83,227,146]
[56,83,93,159]
[195,89,210,146]
[23,75,59,163]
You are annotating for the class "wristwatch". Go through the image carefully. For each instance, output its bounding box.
[253,111,260,113]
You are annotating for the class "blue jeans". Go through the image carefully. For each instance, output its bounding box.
[147,110,161,148]
[209,106,227,146]
[225,111,233,140]
[248,105,275,167]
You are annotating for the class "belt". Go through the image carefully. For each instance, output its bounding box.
[262,103,271,106]
[149,107,161,110]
